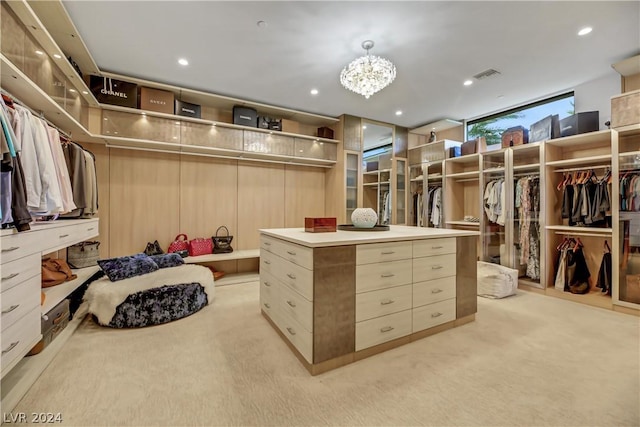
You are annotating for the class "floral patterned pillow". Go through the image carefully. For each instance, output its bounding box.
[97,253,159,282]
[149,253,184,269]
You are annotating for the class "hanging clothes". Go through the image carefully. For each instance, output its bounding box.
[430,187,442,227]
[484,178,505,225]
[596,241,612,296]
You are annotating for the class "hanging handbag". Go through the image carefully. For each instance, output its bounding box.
[212,226,234,254]
[67,241,101,269]
[188,237,214,257]
[168,234,189,253]
[144,240,164,256]
[41,258,77,288]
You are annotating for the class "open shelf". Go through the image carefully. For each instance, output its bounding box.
[511,142,542,153]
[215,272,259,287]
[545,130,612,147]
[446,221,480,227]
[446,171,479,179]
[545,154,612,167]
[410,119,462,136]
[446,153,480,164]
[483,167,506,174]
[545,287,612,310]
[183,249,260,264]
[42,266,101,314]
[546,225,612,235]
[616,123,640,137]
[514,163,541,171]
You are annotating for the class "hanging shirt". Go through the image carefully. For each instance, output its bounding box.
[46,127,76,213]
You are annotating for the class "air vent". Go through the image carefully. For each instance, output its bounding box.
[473,69,501,80]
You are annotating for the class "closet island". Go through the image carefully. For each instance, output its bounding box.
[259,226,478,374]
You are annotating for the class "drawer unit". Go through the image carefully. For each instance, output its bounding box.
[277,307,313,363]
[355,309,412,351]
[274,239,313,271]
[260,250,278,274]
[260,235,278,253]
[413,276,456,308]
[1,275,40,331]
[278,282,313,333]
[1,253,40,293]
[1,305,41,378]
[271,256,313,301]
[260,271,279,317]
[412,298,456,333]
[413,238,456,258]
[413,253,456,282]
[0,231,42,264]
[356,241,412,265]
[356,259,412,293]
[356,284,412,322]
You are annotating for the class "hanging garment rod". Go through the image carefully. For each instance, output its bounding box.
[1,88,73,140]
[457,177,480,182]
[554,164,610,173]
[554,231,611,238]
[513,172,540,178]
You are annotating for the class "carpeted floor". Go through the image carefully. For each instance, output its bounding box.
[12,282,640,426]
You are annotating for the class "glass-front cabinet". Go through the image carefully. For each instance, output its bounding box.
[480,149,509,265]
[394,158,407,224]
[345,152,360,223]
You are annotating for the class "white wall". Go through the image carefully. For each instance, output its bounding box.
[573,71,621,129]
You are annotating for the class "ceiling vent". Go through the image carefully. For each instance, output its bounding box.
[473,69,501,80]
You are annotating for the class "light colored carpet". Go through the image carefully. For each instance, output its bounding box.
[12,282,640,427]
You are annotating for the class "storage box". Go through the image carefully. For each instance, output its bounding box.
[501,126,529,148]
[366,161,379,172]
[27,299,70,356]
[138,87,175,114]
[305,217,337,233]
[461,137,486,155]
[233,106,258,127]
[89,75,137,108]
[529,114,560,142]
[317,127,334,139]
[559,111,599,137]
[611,90,640,128]
[175,100,201,118]
[447,146,461,158]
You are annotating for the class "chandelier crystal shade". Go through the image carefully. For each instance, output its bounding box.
[340,40,396,99]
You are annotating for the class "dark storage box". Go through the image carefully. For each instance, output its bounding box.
[366,161,379,172]
[560,111,599,137]
[139,87,175,114]
[233,106,258,127]
[501,126,529,148]
[258,116,271,129]
[175,100,201,118]
[268,119,282,131]
[89,75,137,108]
[447,146,461,158]
[461,137,486,155]
[529,114,560,143]
[27,299,70,356]
[317,127,335,139]
[305,217,337,233]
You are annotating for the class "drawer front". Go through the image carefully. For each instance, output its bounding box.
[272,257,314,301]
[273,239,313,271]
[39,220,100,254]
[356,284,412,322]
[355,309,412,351]
[413,254,456,282]
[277,307,313,363]
[1,253,40,293]
[413,238,456,258]
[1,306,41,377]
[278,282,313,333]
[356,241,412,265]
[1,231,41,264]
[1,275,41,331]
[356,259,412,293]
[260,250,277,274]
[260,235,279,254]
[413,276,457,308]
[260,271,279,317]
[412,298,456,333]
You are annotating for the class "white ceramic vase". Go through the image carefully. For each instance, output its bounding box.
[351,208,378,228]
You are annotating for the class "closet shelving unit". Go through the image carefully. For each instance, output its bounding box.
[444,153,482,232]
[345,151,361,223]
[363,149,393,224]
[543,129,616,309]
[480,149,510,266]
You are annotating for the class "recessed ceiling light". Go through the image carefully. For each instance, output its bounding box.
[464,80,473,86]
[35,50,44,55]
[68,88,76,93]
[497,95,505,99]
[362,125,367,129]
[257,20,268,28]
[178,58,189,66]
[395,110,403,116]
[53,54,62,59]
[578,27,592,36]
[310,89,319,95]
[82,90,88,94]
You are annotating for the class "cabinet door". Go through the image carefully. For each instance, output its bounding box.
[480,149,511,267]
[394,158,406,224]
[346,152,360,223]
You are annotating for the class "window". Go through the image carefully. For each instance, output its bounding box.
[467,93,575,145]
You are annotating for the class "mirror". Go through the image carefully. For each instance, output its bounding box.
[362,121,394,152]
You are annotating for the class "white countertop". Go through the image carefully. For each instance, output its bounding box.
[0,218,99,237]
[260,225,479,248]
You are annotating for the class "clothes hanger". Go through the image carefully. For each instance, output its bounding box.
[1,94,14,108]
[604,240,611,253]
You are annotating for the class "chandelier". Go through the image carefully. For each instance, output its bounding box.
[340,40,396,99]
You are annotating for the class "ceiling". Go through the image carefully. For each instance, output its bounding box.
[61,1,640,129]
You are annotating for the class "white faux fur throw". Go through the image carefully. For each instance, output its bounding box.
[85,264,215,325]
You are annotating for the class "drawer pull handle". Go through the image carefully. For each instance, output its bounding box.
[59,234,69,238]
[87,227,95,231]
[263,281,271,287]
[2,304,20,314]
[286,327,296,336]
[432,246,444,249]
[1,273,19,281]
[1,247,19,252]
[286,300,297,308]
[263,303,271,309]
[264,242,271,246]
[2,341,19,355]
[380,299,395,305]
[264,260,271,265]
[287,251,296,256]
[431,312,443,318]
[381,273,395,278]
[431,265,443,270]
[431,289,443,294]
[381,251,395,255]
[380,326,394,333]
[287,273,296,280]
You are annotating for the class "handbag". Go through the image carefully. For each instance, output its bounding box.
[144,240,164,256]
[188,237,213,257]
[168,234,189,253]
[67,241,101,269]
[212,226,234,254]
[41,258,77,288]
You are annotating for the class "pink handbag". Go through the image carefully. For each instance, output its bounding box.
[168,234,189,253]
[188,237,213,257]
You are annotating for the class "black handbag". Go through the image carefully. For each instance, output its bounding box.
[144,240,164,256]
[212,226,234,254]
